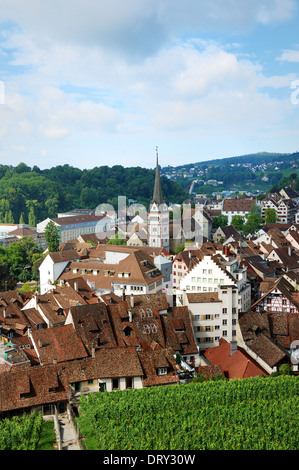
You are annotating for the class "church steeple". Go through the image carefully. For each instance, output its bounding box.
[152,146,164,205]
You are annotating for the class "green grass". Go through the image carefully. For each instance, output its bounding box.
[37,420,57,450]
[75,417,98,450]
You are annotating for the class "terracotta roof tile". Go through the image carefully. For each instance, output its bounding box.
[30,324,88,365]
[204,338,267,379]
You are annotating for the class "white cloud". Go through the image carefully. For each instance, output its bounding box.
[0,0,297,168]
[11,144,27,152]
[0,0,296,60]
[277,49,299,62]
[256,0,296,24]
[41,127,69,140]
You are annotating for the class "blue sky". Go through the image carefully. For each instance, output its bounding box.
[0,0,298,170]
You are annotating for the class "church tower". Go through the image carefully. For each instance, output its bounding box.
[147,147,169,251]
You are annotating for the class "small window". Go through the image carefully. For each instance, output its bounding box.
[112,378,119,390]
[157,367,167,376]
[126,378,133,389]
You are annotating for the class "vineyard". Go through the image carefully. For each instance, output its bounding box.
[78,376,299,450]
[0,412,50,450]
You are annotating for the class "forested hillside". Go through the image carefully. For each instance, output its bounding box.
[161,151,299,195]
[0,163,187,225]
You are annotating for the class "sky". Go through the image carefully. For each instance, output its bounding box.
[0,0,299,170]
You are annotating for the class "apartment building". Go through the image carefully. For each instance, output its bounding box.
[176,250,251,350]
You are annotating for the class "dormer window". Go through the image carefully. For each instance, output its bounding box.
[157,367,167,376]
[124,326,132,337]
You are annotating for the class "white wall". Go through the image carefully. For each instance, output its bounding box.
[39,255,70,294]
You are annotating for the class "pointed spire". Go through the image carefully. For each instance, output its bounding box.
[152,146,164,205]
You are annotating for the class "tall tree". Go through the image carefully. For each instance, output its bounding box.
[28,206,36,227]
[4,210,14,224]
[45,221,60,252]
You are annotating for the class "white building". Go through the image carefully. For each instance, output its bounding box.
[39,250,80,294]
[176,251,251,350]
[221,198,256,225]
[37,213,112,245]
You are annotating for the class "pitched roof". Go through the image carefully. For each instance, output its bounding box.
[68,303,118,354]
[8,227,37,237]
[48,249,79,263]
[242,334,288,368]
[0,363,69,413]
[280,186,299,198]
[94,348,143,378]
[222,198,255,212]
[30,324,88,365]
[186,293,221,303]
[203,338,267,379]
[51,214,106,227]
[219,225,241,240]
[137,349,179,386]
[267,246,299,270]
[151,154,164,205]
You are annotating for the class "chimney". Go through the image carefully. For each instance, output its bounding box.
[130,293,134,308]
[53,358,57,364]
[74,281,78,292]
[128,309,133,322]
[91,342,95,358]
[3,308,7,318]
[38,339,43,348]
[122,287,126,301]
[288,246,292,257]
[230,341,238,356]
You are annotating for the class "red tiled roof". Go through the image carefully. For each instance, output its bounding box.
[204,338,267,379]
[222,198,255,212]
[30,324,88,365]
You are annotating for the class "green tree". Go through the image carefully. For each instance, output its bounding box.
[28,206,36,227]
[213,215,228,228]
[264,208,278,224]
[250,204,262,217]
[243,213,263,236]
[45,198,59,218]
[4,210,14,224]
[231,215,245,231]
[45,221,60,252]
[278,364,293,375]
[0,263,17,291]
[19,213,25,225]
[1,237,40,281]
[107,232,126,245]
